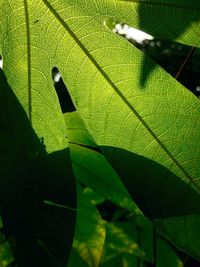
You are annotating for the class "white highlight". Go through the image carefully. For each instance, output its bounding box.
[113,24,154,44]
[54,72,61,82]
[0,58,3,69]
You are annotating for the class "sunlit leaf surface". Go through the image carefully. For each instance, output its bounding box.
[0,0,200,261]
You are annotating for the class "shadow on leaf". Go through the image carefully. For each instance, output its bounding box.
[137,0,200,87]
[101,146,200,219]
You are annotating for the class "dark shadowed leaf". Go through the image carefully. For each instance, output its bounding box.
[0,69,76,267]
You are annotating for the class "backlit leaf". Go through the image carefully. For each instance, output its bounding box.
[1,0,200,261]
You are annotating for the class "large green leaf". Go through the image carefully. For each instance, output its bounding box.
[56,2,200,259]
[1,0,200,261]
[40,1,200,259]
[0,1,68,153]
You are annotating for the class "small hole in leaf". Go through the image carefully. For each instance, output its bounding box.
[0,55,3,69]
[103,17,117,31]
[52,67,76,113]
[96,200,131,222]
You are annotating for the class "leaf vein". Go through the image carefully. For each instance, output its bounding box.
[24,0,32,123]
[42,0,200,191]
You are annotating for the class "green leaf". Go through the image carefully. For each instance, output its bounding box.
[0,1,68,153]
[65,111,138,213]
[1,0,200,261]
[64,112,97,148]
[56,1,200,259]
[73,184,106,267]
[0,69,76,266]
[51,1,200,260]
[70,143,138,213]
[40,1,200,258]
[102,149,200,260]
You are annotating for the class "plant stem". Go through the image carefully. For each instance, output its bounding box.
[175,46,196,80]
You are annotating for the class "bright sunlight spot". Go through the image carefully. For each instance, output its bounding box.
[113,24,154,44]
[0,57,3,69]
[54,72,61,82]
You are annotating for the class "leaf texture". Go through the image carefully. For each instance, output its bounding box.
[0,0,200,261]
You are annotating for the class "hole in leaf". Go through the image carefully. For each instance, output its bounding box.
[0,55,3,69]
[96,200,131,222]
[103,17,117,31]
[52,67,76,113]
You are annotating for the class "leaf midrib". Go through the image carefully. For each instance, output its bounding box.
[42,0,200,191]
[24,0,32,124]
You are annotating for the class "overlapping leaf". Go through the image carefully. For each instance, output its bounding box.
[1,0,200,261]
[0,69,76,267]
[71,184,106,267]
[0,1,77,264]
[65,112,139,213]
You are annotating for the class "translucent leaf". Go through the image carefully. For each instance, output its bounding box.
[1,0,200,261]
[73,184,106,267]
